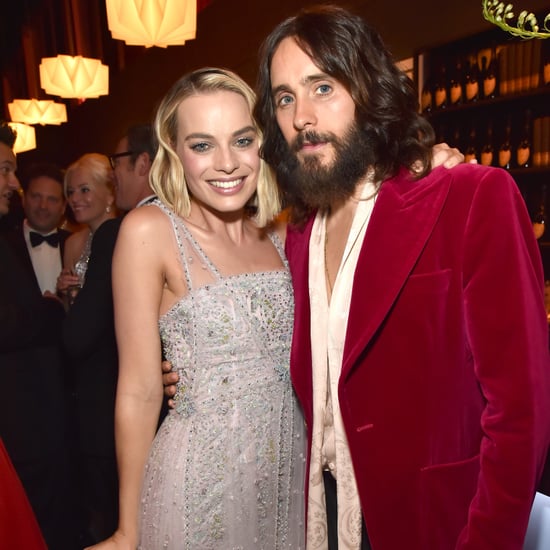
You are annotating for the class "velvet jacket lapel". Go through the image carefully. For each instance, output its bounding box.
[342,168,451,380]
[287,168,453,418]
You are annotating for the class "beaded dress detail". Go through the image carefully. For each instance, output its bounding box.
[139,202,305,550]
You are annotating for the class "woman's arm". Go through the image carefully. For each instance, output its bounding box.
[87,208,167,549]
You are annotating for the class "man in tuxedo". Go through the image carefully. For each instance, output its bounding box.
[0,122,78,549]
[6,163,70,295]
[110,124,157,212]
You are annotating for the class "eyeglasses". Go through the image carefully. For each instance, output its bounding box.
[109,151,134,169]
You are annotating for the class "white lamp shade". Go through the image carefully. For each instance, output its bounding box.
[8,99,67,125]
[39,55,109,99]
[106,0,196,48]
[8,123,37,153]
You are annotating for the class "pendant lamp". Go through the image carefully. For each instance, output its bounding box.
[8,123,37,153]
[8,99,68,126]
[39,55,109,99]
[105,0,197,48]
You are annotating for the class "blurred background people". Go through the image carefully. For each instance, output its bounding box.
[0,123,48,550]
[0,122,78,549]
[60,152,122,545]
[111,123,157,212]
[5,163,70,296]
[57,153,116,300]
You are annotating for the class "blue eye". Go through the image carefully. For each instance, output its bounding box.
[317,84,332,95]
[191,142,210,153]
[277,95,294,107]
[236,136,254,148]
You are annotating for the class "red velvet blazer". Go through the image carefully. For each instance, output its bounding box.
[285,164,550,550]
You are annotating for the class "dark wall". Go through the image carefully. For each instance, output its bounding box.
[16,0,550,169]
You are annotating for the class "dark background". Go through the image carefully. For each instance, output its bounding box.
[1,0,549,167]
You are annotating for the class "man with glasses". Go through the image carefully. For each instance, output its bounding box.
[109,124,157,213]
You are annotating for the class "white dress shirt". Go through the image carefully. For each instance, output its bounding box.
[24,220,62,294]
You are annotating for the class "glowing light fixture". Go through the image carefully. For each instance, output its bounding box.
[105,0,197,48]
[8,99,68,126]
[8,123,37,154]
[39,55,109,99]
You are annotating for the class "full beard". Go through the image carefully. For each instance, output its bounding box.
[276,121,373,213]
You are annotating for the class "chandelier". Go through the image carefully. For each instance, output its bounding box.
[8,123,36,154]
[482,1,550,38]
[8,99,67,126]
[105,0,197,47]
[39,55,109,99]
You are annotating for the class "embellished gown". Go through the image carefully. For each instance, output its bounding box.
[138,203,306,550]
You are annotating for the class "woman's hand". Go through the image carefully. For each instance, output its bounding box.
[162,360,178,408]
[84,531,135,550]
[56,268,80,294]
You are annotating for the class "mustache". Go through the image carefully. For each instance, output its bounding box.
[291,130,337,153]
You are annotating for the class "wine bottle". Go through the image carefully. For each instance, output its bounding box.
[420,69,433,113]
[498,116,512,170]
[482,46,498,99]
[464,54,480,103]
[533,184,547,240]
[464,123,478,164]
[433,62,447,109]
[516,110,532,168]
[543,39,550,86]
[448,55,464,106]
[480,120,495,167]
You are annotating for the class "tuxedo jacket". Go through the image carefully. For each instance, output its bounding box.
[5,224,70,294]
[285,164,550,550]
[63,217,122,458]
[0,235,67,461]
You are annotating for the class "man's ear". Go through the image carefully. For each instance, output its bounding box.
[137,152,152,177]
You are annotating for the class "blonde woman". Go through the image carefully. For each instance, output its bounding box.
[57,153,116,302]
[60,153,122,543]
[89,69,306,550]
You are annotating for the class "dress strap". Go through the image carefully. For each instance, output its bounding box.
[268,231,289,270]
[150,200,195,291]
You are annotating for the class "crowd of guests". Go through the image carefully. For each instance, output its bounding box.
[1,4,549,550]
[0,123,158,548]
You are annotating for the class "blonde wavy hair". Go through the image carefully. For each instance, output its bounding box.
[150,67,280,227]
[64,153,115,198]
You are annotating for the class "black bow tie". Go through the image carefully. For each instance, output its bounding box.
[30,231,59,248]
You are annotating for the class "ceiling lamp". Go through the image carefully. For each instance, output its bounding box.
[8,123,37,154]
[39,55,109,99]
[105,0,197,48]
[8,99,68,126]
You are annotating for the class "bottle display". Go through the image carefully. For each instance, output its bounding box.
[417,14,550,264]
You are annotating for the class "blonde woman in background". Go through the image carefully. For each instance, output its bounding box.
[57,153,116,303]
[60,153,123,545]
